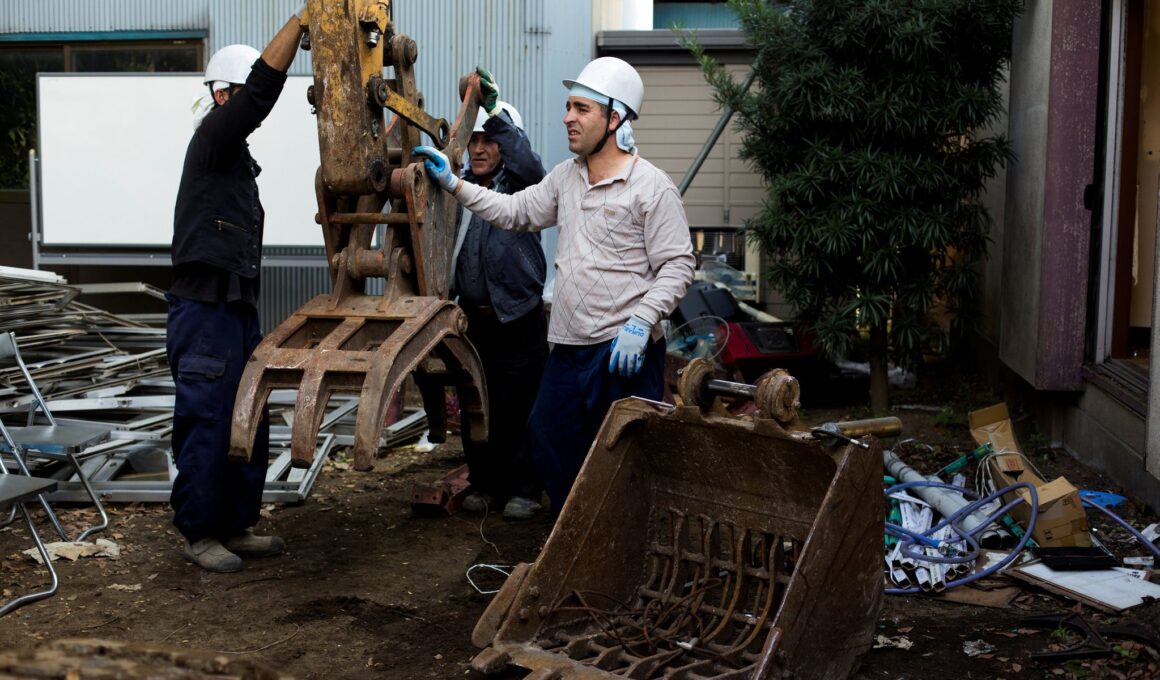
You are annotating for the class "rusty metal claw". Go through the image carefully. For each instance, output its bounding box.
[229,0,488,472]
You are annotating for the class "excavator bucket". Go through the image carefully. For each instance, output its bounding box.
[471,363,884,680]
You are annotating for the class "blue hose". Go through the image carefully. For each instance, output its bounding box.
[884,480,1039,595]
[1082,499,1160,561]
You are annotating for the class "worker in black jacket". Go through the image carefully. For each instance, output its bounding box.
[452,69,549,520]
[166,10,303,573]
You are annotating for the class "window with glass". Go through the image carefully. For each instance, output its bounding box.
[0,39,201,189]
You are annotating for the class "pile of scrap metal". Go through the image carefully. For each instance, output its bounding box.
[0,266,424,503]
[471,359,889,679]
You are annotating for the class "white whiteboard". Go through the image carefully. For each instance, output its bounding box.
[38,73,322,247]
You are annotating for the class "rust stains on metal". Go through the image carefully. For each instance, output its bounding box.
[470,394,884,679]
[230,0,487,471]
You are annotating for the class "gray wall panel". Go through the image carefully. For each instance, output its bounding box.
[0,0,208,33]
[394,0,590,171]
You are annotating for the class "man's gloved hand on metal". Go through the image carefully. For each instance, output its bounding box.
[412,146,459,194]
[476,66,500,117]
[608,316,650,377]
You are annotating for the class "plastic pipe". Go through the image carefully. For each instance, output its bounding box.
[884,449,1012,548]
[884,481,1039,595]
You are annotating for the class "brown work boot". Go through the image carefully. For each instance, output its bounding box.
[223,529,286,557]
[184,538,243,573]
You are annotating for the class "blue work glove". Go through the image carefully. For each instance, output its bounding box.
[412,145,459,193]
[476,66,500,116]
[608,316,650,377]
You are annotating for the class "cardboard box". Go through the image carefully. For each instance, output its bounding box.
[968,403,1090,548]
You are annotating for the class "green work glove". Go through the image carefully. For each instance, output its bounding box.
[476,66,500,116]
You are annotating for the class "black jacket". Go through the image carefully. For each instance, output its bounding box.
[453,112,547,322]
[171,57,287,299]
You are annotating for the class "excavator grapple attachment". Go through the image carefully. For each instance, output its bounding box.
[471,369,884,679]
[229,0,488,469]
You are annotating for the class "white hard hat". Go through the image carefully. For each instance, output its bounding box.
[204,44,260,91]
[563,57,643,118]
[473,101,524,133]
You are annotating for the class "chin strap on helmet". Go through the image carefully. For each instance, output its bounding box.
[590,97,627,155]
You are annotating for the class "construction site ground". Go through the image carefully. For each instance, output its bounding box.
[2,363,1159,679]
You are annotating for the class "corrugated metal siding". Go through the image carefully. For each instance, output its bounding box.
[207,0,309,72]
[260,263,330,332]
[394,0,589,170]
[0,0,208,33]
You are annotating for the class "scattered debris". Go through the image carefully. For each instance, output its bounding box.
[1009,562,1160,612]
[969,404,1089,548]
[22,539,120,564]
[875,635,914,650]
[963,639,996,657]
[0,266,428,504]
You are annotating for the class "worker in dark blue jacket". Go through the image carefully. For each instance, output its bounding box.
[167,10,303,573]
[453,69,549,520]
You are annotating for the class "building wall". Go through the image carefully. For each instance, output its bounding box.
[977,66,1010,352]
[1,0,591,174]
[1,0,593,327]
[0,1,207,32]
[986,0,1160,504]
[996,0,1052,386]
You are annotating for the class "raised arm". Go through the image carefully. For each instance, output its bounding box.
[262,11,305,73]
[485,111,546,189]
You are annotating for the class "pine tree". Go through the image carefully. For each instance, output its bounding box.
[688,0,1021,412]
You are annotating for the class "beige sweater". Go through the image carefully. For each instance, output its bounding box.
[455,152,696,346]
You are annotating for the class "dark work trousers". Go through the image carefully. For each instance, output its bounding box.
[166,294,270,543]
[528,337,665,513]
[459,304,549,501]
[461,304,549,502]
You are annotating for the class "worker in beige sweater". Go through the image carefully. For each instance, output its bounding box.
[414,57,695,514]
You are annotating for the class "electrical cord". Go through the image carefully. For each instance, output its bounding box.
[884,480,1038,595]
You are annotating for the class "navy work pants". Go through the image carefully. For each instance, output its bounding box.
[461,304,548,502]
[528,337,665,512]
[166,294,270,543]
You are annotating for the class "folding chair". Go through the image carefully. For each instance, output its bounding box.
[0,332,110,541]
[0,470,59,616]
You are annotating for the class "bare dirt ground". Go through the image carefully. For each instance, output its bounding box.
[2,362,1159,679]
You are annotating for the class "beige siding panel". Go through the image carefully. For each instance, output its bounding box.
[651,158,726,175]
[684,205,725,225]
[634,61,765,307]
[730,206,760,222]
